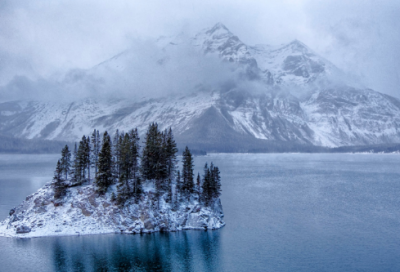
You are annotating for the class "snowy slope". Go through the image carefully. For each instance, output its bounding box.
[302,87,400,147]
[0,181,224,238]
[0,23,399,149]
[0,92,219,142]
[193,23,256,66]
[249,40,340,87]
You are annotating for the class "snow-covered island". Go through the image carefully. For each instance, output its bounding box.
[0,124,224,238]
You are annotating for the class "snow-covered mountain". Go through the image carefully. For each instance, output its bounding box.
[0,23,399,151]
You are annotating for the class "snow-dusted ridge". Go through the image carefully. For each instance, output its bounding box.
[1,23,400,150]
[0,181,224,238]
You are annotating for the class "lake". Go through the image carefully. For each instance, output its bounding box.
[1,153,400,271]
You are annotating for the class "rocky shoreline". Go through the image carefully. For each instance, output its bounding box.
[0,181,225,238]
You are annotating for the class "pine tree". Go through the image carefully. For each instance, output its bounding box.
[113,129,122,180]
[181,146,194,198]
[96,131,113,194]
[117,133,133,204]
[196,172,201,196]
[154,130,167,193]
[77,137,85,183]
[75,136,90,185]
[77,137,84,182]
[53,160,66,199]
[212,166,222,198]
[165,128,178,183]
[70,142,79,185]
[141,123,162,181]
[202,163,212,205]
[60,145,71,180]
[116,129,143,204]
[165,128,178,178]
[174,170,181,206]
[209,162,215,195]
[201,162,222,205]
[128,129,140,177]
[129,129,142,202]
[85,135,91,182]
[91,129,100,179]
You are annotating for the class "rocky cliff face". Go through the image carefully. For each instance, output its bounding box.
[0,23,399,150]
[0,181,224,238]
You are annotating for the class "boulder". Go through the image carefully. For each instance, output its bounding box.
[9,208,15,216]
[16,225,31,234]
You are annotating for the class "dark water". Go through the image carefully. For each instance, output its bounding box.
[1,153,400,271]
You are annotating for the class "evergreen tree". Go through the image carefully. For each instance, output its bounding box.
[141,124,178,198]
[75,136,90,185]
[60,145,71,180]
[50,126,222,208]
[212,166,222,198]
[129,129,142,202]
[201,162,222,205]
[70,142,80,185]
[91,129,100,179]
[166,176,173,203]
[113,129,122,180]
[96,131,113,194]
[154,130,167,193]
[202,163,212,205]
[131,176,142,204]
[85,135,91,182]
[117,133,133,204]
[141,123,162,181]
[181,146,194,198]
[165,128,178,179]
[53,160,66,199]
[116,129,143,204]
[77,137,85,183]
[196,172,201,196]
[174,170,181,206]
[165,128,178,192]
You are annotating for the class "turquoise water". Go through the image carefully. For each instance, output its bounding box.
[1,153,400,271]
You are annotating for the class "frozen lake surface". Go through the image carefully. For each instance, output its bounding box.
[1,153,400,271]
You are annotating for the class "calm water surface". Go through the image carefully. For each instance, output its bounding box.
[1,153,400,271]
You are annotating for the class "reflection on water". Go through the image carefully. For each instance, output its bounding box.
[50,231,221,272]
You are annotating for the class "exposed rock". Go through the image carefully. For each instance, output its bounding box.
[16,225,31,234]
[0,24,400,151]
[35,206,47,214]
[0,181,225,238]
[9,208,15,216]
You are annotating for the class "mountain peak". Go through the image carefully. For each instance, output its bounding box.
[214,22,228,30]
[286,39,310,52]
[206,22,232,35]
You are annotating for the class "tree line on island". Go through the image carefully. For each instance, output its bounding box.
[53,123,221,207]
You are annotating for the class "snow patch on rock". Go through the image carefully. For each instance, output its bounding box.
[0,181,224,238]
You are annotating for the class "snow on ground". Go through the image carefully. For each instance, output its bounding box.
[0,181,224,238]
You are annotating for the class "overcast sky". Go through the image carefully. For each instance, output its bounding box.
[0,0,399,97]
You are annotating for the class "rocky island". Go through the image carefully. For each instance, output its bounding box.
[0,124,224,237]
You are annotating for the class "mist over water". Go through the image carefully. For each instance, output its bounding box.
[1,153,400,271]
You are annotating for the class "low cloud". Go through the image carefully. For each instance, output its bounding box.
[0,0,399,99]
[0,38,239,102]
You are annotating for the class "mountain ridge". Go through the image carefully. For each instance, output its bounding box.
[0,23,399,150]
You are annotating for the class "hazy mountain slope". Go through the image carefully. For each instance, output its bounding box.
[302,87,400,146]
[0,23,399,150]
[249,40,341,87]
